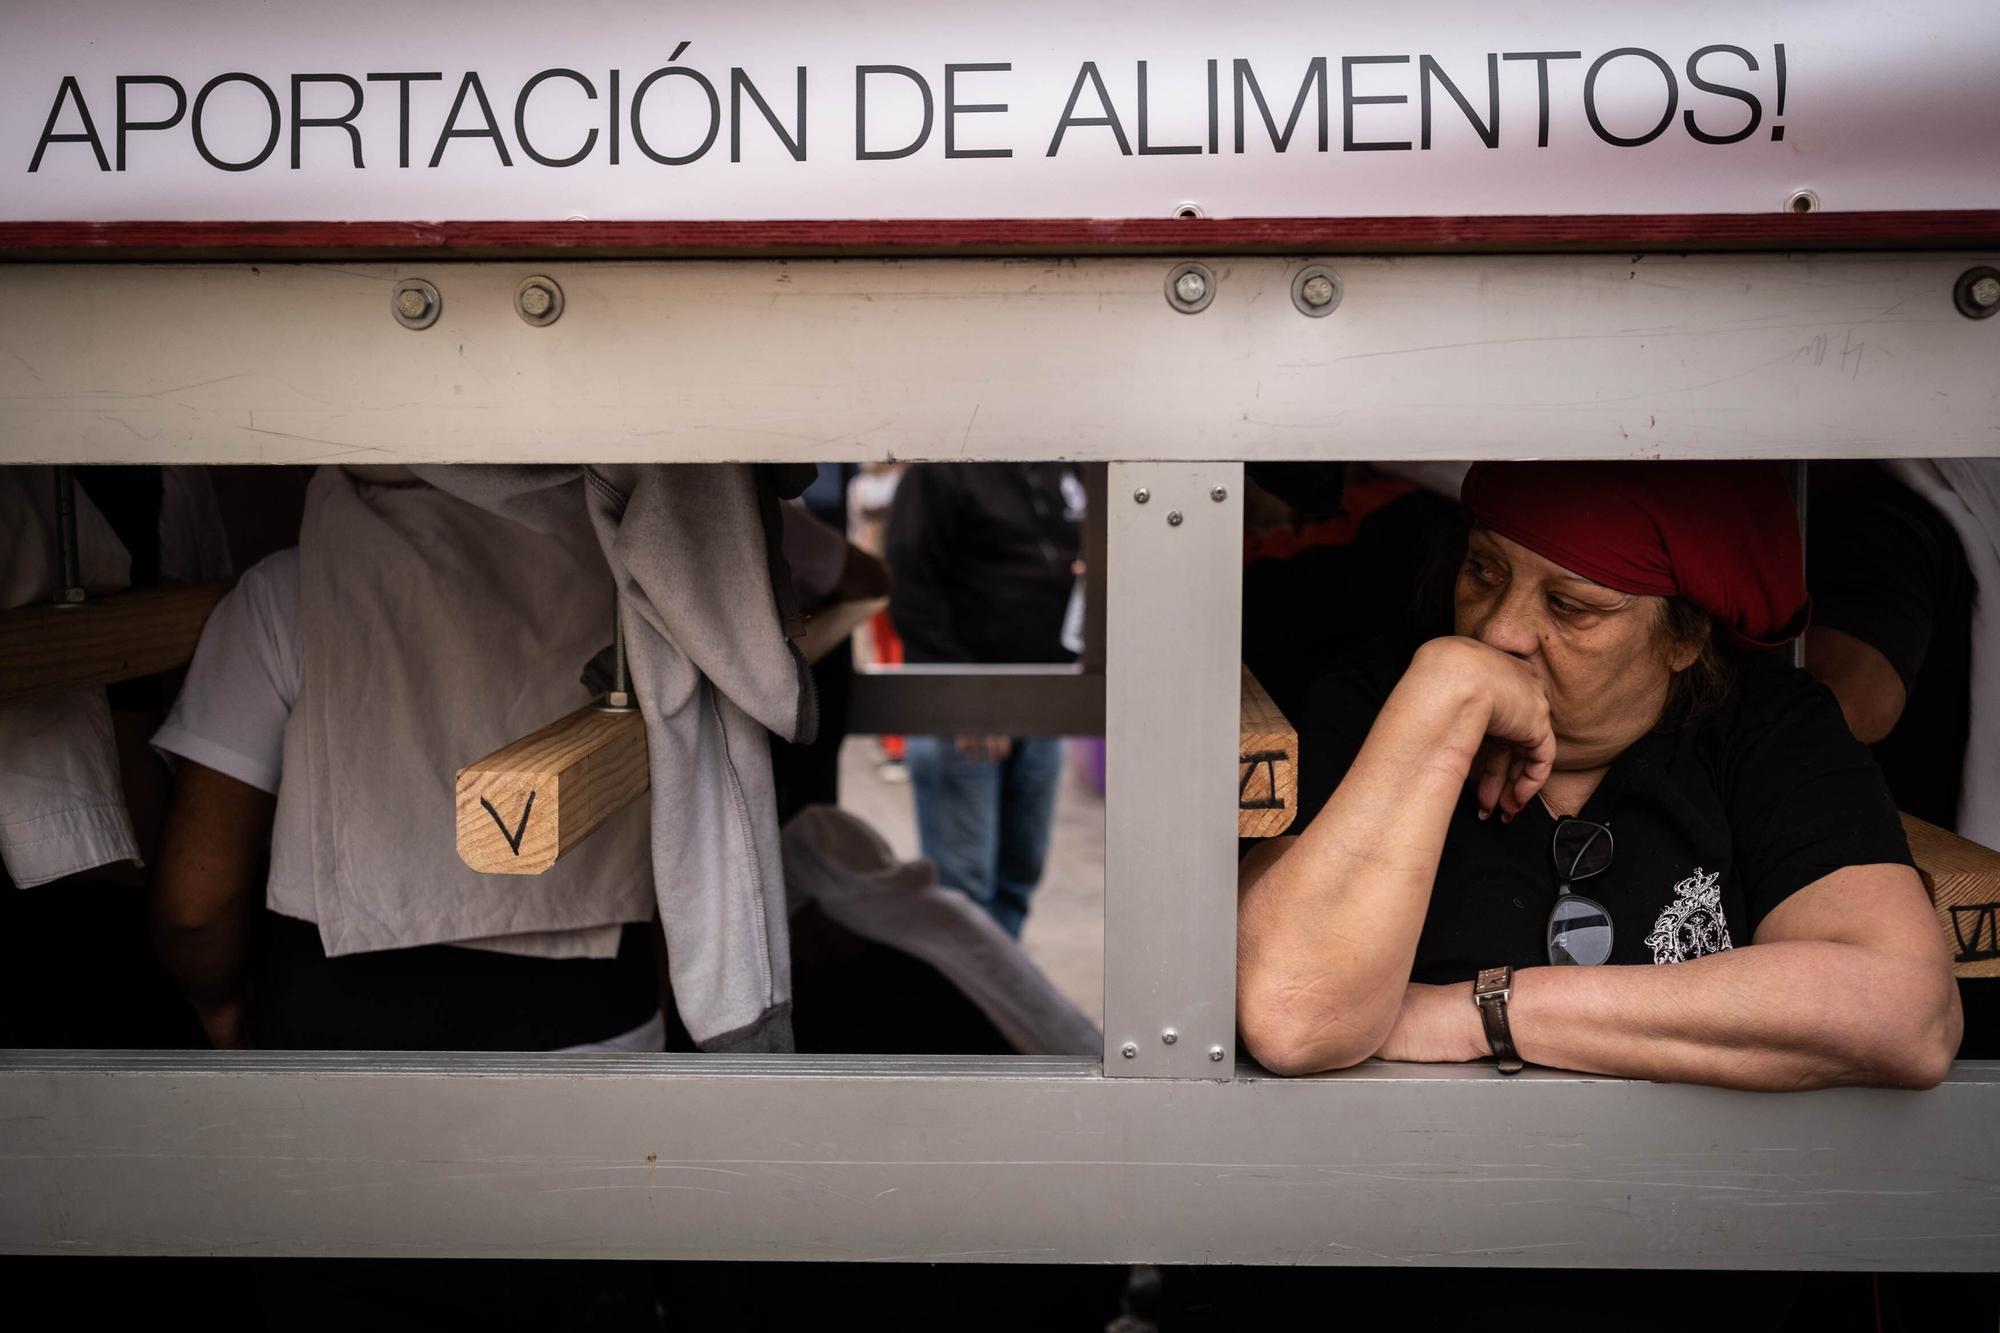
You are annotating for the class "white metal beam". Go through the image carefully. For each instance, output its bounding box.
[1104,463,1242,1076]
[3,1051,1995,1269]
[1,254,1995,465]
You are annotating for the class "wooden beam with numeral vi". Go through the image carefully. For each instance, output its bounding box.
[1239,666,1298,839]
[1901,812,2000,980]
[456,703,650,875]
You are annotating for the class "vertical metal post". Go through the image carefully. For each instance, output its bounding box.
[51,464,85,607]
[1103,462,1243,1078]
[597,595,636,712]
[1080,464,1107,678]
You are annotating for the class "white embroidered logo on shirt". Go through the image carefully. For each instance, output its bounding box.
[1645,867,1735,964]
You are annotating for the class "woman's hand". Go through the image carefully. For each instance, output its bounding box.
[1402,637,1556,821]
[1375,982,1490,1064]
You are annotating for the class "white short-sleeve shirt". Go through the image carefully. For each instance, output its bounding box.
[153,548,628,960]
[152,548,299,795]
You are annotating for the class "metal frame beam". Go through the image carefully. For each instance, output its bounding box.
[1103,463,1242,1076]
[2,254,1996,465]
[845,666,1103,737]
[3,1051,1995,1269]
[4,249,1997,1266]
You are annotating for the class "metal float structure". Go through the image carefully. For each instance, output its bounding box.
[1,0,1997,1269]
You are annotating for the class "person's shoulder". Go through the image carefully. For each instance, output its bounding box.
[1693,651,1859,771]
[1721,651,1839,719]
[233,546,300,622]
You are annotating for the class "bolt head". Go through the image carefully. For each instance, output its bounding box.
[1132,487,1151,505]
[395,288,431,320]
[1210,485,1228,503]
[1300,274,1336,308]
[1208,1046,1225,1062]
[1173,271,1208,304]
[1166,510,1183,527]
[520,284,553,317]
[1972,276,2000,309]
[1161,1028,1178,1045]
[1120,1042,1138,1059]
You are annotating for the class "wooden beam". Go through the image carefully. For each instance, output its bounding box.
[1901,813,2000,980]
[455,704,649,876]
[0,582,230,707]
[1239,667,1298,838]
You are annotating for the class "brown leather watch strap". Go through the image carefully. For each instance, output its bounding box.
[1473,965,1525,1075]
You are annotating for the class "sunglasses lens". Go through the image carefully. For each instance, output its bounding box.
[1553,819,1614,881]
[1548,895,1614,966]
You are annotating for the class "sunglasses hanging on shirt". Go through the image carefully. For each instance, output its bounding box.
[1548,817,1616,966]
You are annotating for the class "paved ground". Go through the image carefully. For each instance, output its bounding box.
[836,736,1106,1027]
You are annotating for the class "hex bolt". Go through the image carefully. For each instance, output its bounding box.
[1121,1042,1138,1059]
[1210,485,1228,503]
[1161,1028,1178,1045]
[1166,510,1183,527]
[391,279,441,331]
[1165,261,1216,314]
[516,275,565,327]
[1133,487,1151,505]
[1953,267,2000,320]
[1290,265,1344,318]
[1208,1046,1226,1062]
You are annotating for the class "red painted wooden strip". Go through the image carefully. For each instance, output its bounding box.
[1,212,1996,261]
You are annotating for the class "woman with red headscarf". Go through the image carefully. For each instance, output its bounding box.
[1236,461,1961,1089]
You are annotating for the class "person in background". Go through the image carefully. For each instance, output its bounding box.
[1804,459,1995,1067]
[0,465,231,1048]
[885,463,1084,938]
[849,462,910,776]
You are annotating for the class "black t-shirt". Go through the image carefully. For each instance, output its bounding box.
[885,463,1084,665]
[1292,638,1914,983]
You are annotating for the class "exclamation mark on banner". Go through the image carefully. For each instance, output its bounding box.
[1770,44,1787,141]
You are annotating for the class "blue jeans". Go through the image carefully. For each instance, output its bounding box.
[905,735,1064,938]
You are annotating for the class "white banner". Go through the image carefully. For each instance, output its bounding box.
[6,0,1997,222]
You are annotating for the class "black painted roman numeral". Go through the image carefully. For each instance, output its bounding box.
[1239,750,1285,811]
[1949,903,2000,964]
[479,790,536,856]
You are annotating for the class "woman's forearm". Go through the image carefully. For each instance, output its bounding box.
[1237,646,1494,1073]
[1500,943,1962,1091]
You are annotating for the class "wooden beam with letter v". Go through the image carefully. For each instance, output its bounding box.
[1239,667,1298,839]
[1902,813,2000,980]
[0,582,230,707]
[456,704,650,875]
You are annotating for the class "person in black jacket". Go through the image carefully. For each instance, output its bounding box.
[885,463,1085,937]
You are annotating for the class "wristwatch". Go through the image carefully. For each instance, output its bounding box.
[1473,965,1525,1075]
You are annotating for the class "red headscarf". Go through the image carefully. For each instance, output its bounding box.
[1459,461,1809,648]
